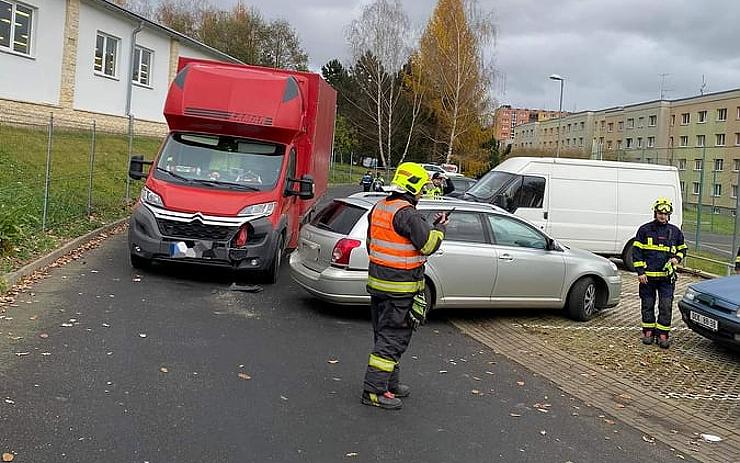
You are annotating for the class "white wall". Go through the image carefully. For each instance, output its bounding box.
[130,29,170,122]
[0,0,65,105]
[179,43,220,61]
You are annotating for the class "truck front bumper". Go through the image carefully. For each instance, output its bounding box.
[128,203,279,271]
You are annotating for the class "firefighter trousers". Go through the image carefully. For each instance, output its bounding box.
[363,295,413,394]
[639,277,674,335]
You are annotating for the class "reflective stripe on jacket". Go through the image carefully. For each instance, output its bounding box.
[368,199,427,270]
[632,220,687,278]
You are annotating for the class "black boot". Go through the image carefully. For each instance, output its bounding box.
[641,329,655,345]
[390,383,410,398]
[362,391,402,410]
[657,333,671,349]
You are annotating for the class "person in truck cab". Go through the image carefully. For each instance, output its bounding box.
[361,162,448,410]
[632,197,687,349]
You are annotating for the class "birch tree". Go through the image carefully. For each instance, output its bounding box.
[346,0,412,167]
[415,0,495,163]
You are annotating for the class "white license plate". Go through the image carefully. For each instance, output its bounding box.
[690,311,718,331]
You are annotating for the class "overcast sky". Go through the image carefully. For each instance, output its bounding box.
[221,0,740,112]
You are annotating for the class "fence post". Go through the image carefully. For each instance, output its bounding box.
[87,120,97,217]
[731,166,740,275]
[125,114,133,204]
[710,157,717,232]
[349,151,353,183]
[42,113,54,231]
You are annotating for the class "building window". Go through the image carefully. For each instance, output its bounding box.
[737,106,740,120]
[600,121,605,131]
[606,140,612,149]
[648,115,657,126]
[626,138,633,148]
[579,137,583,147]
[680,181,685,192]
[638,116,645,128]
[627,118,635,129]
[647,136,655,148]
[680,136,688,147]
[669,136,674,147]
[618,121,624,131]
[735,133,740,146]
[607,122,613,132]
[714,158,724,171]
[132,46,153,86]
[637,137,643,148]
[692,182,700,194]
[694,159,703,171]
[717,108,727,121]
[698,110,707,123]
[696,134,705,147]
[715,133,725,146]
[713,206,721,215]
[712,184,722,197]
[0,1,34,55]
[617,139,622,149]
[678,159,686,170]
[735,159,740,172]
[732,184,738,199]
[95,32,120,77]
[580,122,584,130]
[681,113,690,125]
[671,114,676,126]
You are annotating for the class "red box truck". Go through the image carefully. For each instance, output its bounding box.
[128,58,337,283]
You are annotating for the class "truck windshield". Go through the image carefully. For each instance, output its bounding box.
[464,170,516,201]
[154,133,285,191]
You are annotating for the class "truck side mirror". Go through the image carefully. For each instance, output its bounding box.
[286,175,315,200]
[129,154,153,180]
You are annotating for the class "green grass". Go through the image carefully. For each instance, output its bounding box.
[328,162,393,185]
[683,248,736,277]
[0,123,162,274]
[681,207,739,236]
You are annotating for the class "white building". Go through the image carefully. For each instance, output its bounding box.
[0,0,239,132]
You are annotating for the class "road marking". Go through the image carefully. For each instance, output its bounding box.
[663,392,740,401]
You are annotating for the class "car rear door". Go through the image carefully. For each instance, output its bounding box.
[486,214,566,307]
[297,200,368,273]
[423,209,497,308]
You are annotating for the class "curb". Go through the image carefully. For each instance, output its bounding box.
[1,217,128,289]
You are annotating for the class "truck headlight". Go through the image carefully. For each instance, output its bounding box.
[239,202,276,217]
[683,287,697,302]
[140,186,163,207]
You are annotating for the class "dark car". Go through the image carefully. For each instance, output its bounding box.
[446,176,477,198]
[678,275,740,347]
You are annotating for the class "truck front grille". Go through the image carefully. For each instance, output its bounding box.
[156,218,236,241]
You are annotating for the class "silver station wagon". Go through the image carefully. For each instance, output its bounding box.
[289,193,621,320]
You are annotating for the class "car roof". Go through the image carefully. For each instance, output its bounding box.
[340,192,505,214]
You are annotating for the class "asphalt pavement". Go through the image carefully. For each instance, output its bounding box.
[0,187,695,462]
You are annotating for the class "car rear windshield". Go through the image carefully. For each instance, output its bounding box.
[310,200,367,235]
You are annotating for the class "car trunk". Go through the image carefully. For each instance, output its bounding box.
[298,200,368,273]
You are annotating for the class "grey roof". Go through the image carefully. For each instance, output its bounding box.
[88,0,241,64]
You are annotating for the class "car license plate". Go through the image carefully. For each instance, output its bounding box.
[690,311,718,331]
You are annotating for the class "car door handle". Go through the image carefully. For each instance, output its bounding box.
[498,253,513,261]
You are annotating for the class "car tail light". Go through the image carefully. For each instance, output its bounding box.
[234,225,249,248]
[331,238,361,267]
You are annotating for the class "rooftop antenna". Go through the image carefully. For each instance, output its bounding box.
[659,73,670,99]
[700,74,707,95]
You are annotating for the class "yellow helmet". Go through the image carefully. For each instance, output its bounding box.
[653,197,673,214]
[391,162,431,195]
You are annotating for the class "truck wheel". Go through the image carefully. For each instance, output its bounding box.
[130,253,151,270]
[621,240,636,272]
[565,277,597,321]
[264,235,284,284]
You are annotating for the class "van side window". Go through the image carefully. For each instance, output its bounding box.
[519,176,545,209]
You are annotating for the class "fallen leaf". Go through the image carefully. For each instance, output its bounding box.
[29,315,38,320]
[14,352,30,357]
[280,395,288,401]
[642,435,655,443]
[39,333,48,339]
[604,419,615,425]
[102,324,110,328]
[516,381,525,386]
[510,413,521,417]
[540,430,547,436]
[328,359,339,364]
[471,389,480,395]
[438,370,448,374]
[2,453,14,462]
[345,452,358,458]
[160,367,169,373]
[41,352,51,356]
[238,373,251,381]
[138,333,147,338]
[4,399,15,405]
[700,434,722,443]
[615,404,625,409]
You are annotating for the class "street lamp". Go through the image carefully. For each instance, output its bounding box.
[549,74,565,158]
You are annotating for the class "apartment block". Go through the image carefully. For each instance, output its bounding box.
[493,105,567,144]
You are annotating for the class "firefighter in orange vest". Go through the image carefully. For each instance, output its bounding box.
[362,162,448,410]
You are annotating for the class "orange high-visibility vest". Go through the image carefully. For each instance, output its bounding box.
[368,199,426,270]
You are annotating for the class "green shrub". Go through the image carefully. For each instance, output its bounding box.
[0,204,23,255]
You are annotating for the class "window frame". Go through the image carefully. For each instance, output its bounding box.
[698,110,707,123]
[424,210,490,245]
[712,183,722,198]
[94,31,120,79]
[714,158,724,172]
[0,0,35,57]
[715,133,725,147]
[132,45,153,87]
[717,108,727,121]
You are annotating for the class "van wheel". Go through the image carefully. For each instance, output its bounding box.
[566,277,597,321]
[622,240,636,272]
[264,234,284,284]
[130,253,151,270]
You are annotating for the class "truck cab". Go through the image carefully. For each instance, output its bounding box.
[128,58,336,282]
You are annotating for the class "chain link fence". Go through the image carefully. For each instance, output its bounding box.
[0,108,163,269]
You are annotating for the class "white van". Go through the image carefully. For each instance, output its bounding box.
[462,157,682,270]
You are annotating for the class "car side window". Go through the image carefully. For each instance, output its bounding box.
[487,214,547,249]
[434,211,487,243]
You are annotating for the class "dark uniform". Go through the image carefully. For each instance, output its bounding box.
[360,172,373,192]
[632,219,687,340]
[735,246,740,273]
[363,192,445,405]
